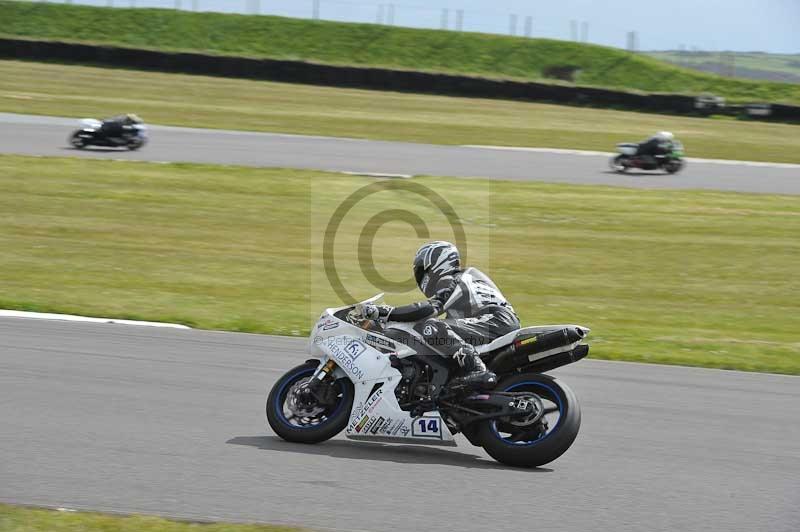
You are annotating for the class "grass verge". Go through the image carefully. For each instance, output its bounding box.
[0,503,301,532]
[1,154,798,374]
[2,0,800,104]
[2,60,800,163]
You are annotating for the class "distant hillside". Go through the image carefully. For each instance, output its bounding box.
[2,1,800,104]
[648,51,800,84]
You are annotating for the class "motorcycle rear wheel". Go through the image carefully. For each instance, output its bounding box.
[267,362,354,444]
[474,373,580,467]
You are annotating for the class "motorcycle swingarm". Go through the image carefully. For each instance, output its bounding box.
[442,391,540,425]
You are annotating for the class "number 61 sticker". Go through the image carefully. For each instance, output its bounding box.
[412,416,443,439]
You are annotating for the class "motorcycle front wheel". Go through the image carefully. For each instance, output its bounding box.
[664,159,684,174]
[127,138,145,151]
[474,373,580,468]
[267,361,354,444]
[70,131,87,149]
[609,154,628,173]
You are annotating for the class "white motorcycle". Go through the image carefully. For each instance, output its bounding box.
[267,294,590,467]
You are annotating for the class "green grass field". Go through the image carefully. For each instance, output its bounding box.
[0,503,300,532]
[3,60,800,163]
[2,1,800,104]
[1,154,798,374]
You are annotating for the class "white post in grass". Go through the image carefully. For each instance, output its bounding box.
[455,9,463,31]
[524,16,532,38]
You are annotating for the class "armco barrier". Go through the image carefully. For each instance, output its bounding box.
[2,38,797,122]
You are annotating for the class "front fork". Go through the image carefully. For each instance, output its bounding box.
[310,359,338,385]
[295,359,340,406]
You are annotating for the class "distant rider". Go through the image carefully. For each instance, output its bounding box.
[360,241,520,390]
[637,131,675,163]
[100,113,143,139]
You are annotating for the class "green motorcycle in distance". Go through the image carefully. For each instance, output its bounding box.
[610,140,686,174]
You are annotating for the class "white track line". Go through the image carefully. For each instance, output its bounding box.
[0,310,190,329]
[341,171,413,178]
[463,145,612,157]
[462,145,800,169]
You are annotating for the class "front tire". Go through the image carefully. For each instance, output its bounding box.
[70,131,87,149]
[664,159,684,174]
[267,362,354,444]
[475,373,580,467]
[127,137,145,151]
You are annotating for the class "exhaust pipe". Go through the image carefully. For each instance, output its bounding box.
[488,327,588,373]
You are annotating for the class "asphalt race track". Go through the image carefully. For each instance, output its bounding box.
[1,317,798,532]
[1,113,799,194]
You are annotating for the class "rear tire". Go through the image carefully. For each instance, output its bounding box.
[475,373,580,468]
[267,362,354,444]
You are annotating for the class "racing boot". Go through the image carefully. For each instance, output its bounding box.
[451,344,497,391]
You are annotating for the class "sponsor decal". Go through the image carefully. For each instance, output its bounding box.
[328,338,366,380]
[362,417,378,434]
[344,340,367,360]
[378,418,393,434]
[363,387,384,415]
[348,387,384,430]
[365,333,394,350]
[320,319,340,331]
[354,415,369,433]
[370,417,385,434]
[348,401,365,428]
[423,324,435,336]
[518,336,537,346]
[387,419,407,436]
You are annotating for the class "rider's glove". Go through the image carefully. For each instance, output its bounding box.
[362,304,393,320]
[362,304,380,320]
[434,287,453,301]
[427,287,452,314]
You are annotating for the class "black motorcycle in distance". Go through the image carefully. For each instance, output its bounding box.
[69,118,148,151]
[610,141,685,174]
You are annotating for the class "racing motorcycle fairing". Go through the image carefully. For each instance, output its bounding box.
[308,297,456,446]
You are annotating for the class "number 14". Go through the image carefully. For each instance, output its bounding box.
[418,419,438,433]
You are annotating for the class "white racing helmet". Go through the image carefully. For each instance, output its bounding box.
[655,131,674,141]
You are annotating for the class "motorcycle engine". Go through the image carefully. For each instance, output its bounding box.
[392,357,434,409]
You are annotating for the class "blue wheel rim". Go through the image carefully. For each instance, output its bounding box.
[273,367,348,430]
[490,381,563,446]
